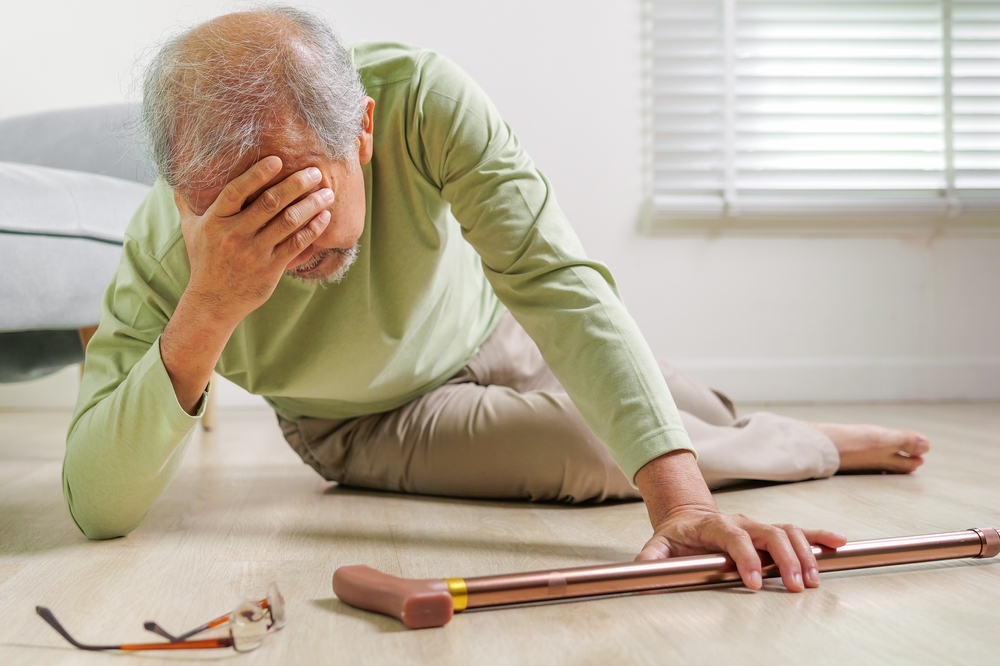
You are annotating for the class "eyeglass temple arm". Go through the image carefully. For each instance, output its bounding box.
[36,607,117,651]
[143,596,270,642]
[143,621,181,642]
[37,607,233,651]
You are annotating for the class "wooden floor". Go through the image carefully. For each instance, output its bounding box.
[0,402,998,665]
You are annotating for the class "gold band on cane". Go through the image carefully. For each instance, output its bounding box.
[444,578,468,612]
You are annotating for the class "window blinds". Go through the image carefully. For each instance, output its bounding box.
[644,0,1000,228]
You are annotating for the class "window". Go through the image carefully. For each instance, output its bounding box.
[642,0,1000,231]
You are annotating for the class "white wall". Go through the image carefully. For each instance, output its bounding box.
[2,0,998,406]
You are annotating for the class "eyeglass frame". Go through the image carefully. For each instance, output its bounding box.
[36,582,285,653]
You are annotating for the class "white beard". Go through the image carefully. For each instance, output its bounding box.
[285,244,360,286]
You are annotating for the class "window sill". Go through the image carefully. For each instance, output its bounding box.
[639,204,1000,237]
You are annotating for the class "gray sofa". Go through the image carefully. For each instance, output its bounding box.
[0,105,154,382]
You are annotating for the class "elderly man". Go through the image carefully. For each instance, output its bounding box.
[67,7,929,593]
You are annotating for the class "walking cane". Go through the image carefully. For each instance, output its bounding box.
[333,527,1000,629]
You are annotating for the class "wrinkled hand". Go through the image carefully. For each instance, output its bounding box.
[175,156,333,326]
[636,504,847,592]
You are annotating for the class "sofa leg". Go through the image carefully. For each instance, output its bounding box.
[78,326,99,378]
[78,326,98,350]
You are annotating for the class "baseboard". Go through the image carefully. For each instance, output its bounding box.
[672,357,1000,403]
[0,365,82,409]
[0,366,268,410]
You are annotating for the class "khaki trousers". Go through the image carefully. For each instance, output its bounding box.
[278,313,839,502]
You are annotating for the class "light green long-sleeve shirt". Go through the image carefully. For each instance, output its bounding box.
[65,42,694,539]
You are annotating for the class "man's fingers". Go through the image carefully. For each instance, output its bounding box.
[275,210,331,264]
[803,529,848,549]
[747,525,803,592]
[212,156,283,217]
[781,525,821,588]
[722,528,763,590]
[259,188,334,247]
[243,167,323,230]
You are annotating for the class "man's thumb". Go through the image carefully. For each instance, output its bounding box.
[635,535,672,561]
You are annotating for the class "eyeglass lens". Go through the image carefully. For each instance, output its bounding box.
[266,582,286,630]
[230,601,268,652]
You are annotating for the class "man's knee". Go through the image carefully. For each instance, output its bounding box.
[528,398,639,503]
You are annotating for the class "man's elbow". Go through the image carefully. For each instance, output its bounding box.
[70,509,141,541]
[63,482,142,540]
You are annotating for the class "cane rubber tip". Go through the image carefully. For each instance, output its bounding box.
[333,565,454,629]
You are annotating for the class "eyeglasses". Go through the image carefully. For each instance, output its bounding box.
[36,582,285,652]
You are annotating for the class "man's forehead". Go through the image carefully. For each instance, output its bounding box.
[266,147,327,176]
[237,129,327,178]
[176,105,326,181]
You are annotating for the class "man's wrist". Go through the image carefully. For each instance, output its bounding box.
[177,285,246,332]
[634,449,717,526]
[161,291,241,414]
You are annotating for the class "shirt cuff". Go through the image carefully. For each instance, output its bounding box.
[146,336,211,430]
[616,426,697,488]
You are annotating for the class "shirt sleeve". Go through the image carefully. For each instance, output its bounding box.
[407,52,695,483]
[64,225,207,539]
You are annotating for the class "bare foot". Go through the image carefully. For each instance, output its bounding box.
[809,423,930,474]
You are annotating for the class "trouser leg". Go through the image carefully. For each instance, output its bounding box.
[279,313,839,500]
[653,361,840,488]
[657,360,736,426]
[681,411,840,489]
[278,313,636,502]
[279,381,638,502]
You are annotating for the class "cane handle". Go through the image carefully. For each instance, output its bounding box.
[333,565,453,629]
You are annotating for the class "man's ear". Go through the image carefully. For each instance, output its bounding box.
[358,97,375,165]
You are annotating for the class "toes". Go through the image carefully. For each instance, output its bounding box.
[889,453,924,473]
[899,431,931,456]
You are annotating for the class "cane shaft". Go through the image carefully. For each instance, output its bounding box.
[462,528,996,608]
[333,527,1000,628]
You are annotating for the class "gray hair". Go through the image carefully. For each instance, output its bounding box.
[141,6,367,189]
